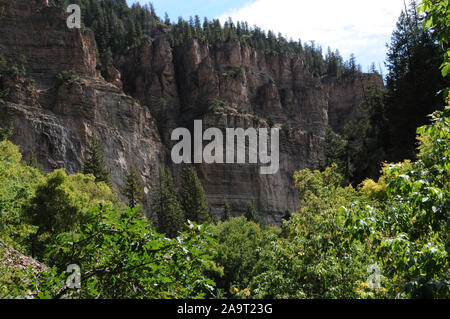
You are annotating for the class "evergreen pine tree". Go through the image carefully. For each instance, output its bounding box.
[164,12,170,25]
[123,165,144,209]
[348,53,357,73]
[82,137,111,185]
[221,198,232,222]
[244,201,261,225]
[29,151,39,170]
[208,207,217,224]
[385,0,449,162]
[320,127,349,183]
[180,165,211,224]
[152,167,185,238]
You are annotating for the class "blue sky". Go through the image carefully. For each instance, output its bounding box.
[126,0,251,21]
[127,0,406,74]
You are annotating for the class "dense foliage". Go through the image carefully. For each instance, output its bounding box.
[0,102,449,298]
[0,0,448,300]
[49,0,361,78]
[0,140,217,299]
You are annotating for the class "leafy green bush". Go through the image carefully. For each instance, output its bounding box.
[249,106,449,299]
[376,106,449,298]
[56,70,83,86]
[207,217,273,297]
[0,140,44,253]
[46,205,217,299]
[249,165,381,299]
[223,67,245,79]
[208,99,226,113]
[23,169,119,260]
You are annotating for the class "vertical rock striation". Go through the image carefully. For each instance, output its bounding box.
[0,0,382,224]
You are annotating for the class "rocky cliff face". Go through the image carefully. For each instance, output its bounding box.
[0,0,165,210]
[0,0,381,224]
[324,73,384,134]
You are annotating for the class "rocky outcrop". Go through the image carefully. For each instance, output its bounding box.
[324,73,384,134]
[166,39,329,220]
[0,243,49,274]
[120,37,336,221]
[0,0,165,211]
[0,0,380,224]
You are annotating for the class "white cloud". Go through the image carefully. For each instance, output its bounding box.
[218,0,406,71]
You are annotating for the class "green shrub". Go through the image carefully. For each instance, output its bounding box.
[23,169,118,260]
[46,206,217,299]
[56,70,83,86]
[0,140,44,253]
[223,66,245,79]
[207,217,272,297]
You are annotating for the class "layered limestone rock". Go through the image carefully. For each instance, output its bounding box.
[121,37,332,220]
[0,0,380,224]
[324,73,384,134]
[0,0,165,211]
[165,39,329,220]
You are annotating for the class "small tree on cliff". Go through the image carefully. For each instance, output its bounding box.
[152,167,185,238]
[244,201,262,225]
[123,165,144,209]
[82,137,111,185]
[180,165,211,224]
[221,198,232,222]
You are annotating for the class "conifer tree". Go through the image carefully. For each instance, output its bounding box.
[348,53,357,73]
[164,12,170,25]
[221,198,232,222]
[152,167,185,238]
[244,201,261,225]
[180,165,211,224]
[385,0,449,162]
[123,165,144,209]
[208,207,217,224]
[82,137,111,185]
[29,151,39,170]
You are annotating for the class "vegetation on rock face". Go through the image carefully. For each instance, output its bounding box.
[56,70,83,86]
[221,198,232,222]
[49,0,362,78]
[0,53,31,100]
[244,201,263,226]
